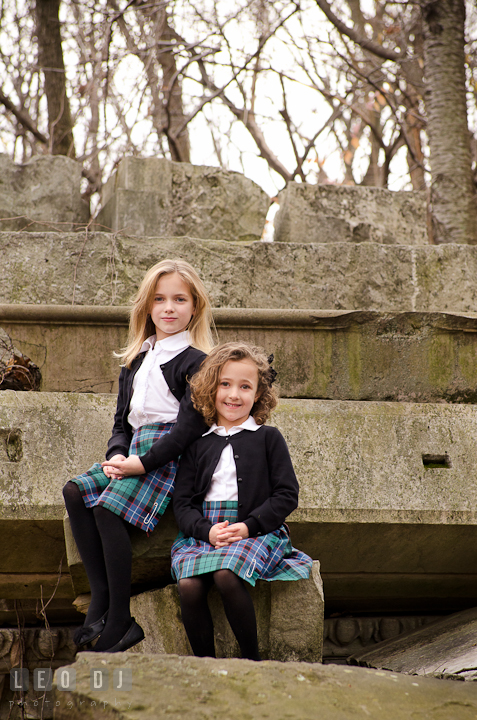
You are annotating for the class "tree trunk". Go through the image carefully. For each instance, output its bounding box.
[35,0,75,157]
[156,15,191,163]
[421,0,476,243]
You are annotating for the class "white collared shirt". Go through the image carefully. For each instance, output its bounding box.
[204,416,261,501]
[128,331,190,430]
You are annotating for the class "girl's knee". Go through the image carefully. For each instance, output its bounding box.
[178,577,209,604]
[63,480,80,501]
[213,569,242,594]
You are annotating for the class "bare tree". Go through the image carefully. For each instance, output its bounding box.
[0,0,476,236]
[35,0,75,156]
[420,0,477,243]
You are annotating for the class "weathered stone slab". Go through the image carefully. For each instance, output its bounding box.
[0,155,89,232]
[350,606,477,680]
[274,182,428,245]
[52,654,477,720]
[128,561,324,662]
[4,392,477,612]
[5,305,477,402]
[4,231,477,311]
[95,157,269,241]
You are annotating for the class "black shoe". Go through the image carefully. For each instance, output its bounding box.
[96,618,145,653]
[74,611,108,648]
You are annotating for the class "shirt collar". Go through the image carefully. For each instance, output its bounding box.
[139,330,190,354]
[203,416,262,437]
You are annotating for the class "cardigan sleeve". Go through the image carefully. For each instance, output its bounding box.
[243,428,299,537]
[172,444,213,542]
[105,365,133,460]
[139,352,208,473]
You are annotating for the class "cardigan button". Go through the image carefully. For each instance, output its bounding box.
[234,454,239,459]
[237,477,243,482]
[238,503,243,507]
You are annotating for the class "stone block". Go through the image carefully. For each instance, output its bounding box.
[0,155,89,232]
[128,561,324,662]
[53,653,477,720]
[6,306,477,403]
[4,392,477,612]
[274,182,428,244]
[5,231,477,312]
[95,157,269,241]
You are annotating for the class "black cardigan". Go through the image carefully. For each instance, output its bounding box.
[172,425,299,540]
[106,346,208,473]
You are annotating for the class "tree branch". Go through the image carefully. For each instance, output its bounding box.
[314,0,405,61]
[0,88,48,143]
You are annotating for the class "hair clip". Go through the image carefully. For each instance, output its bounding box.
[267,354,278,385]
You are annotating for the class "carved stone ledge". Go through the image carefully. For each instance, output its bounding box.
[323,616,442,659]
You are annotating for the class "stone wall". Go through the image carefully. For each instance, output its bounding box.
[4,231,477,311]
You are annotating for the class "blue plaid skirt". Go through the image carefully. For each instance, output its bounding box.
[171,501,312,587]
[70,423,177,533]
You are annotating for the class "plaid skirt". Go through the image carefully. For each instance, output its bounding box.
[70,423,177,533]
[171,501,312,587]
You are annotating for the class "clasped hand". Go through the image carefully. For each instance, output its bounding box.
[209,521,249,548]
[101,454,145,479]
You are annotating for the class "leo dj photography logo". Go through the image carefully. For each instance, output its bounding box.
[10,666,132,691]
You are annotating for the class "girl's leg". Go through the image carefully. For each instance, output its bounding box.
[91,505,133,651]
[178,576,216,657]
[62,482,109,626]
[213,569,261,661]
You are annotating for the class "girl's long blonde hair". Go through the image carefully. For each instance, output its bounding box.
[117,259,215,367]
[190,342,278,426]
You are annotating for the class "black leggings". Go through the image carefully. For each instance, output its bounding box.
[63,481,133,649]
[178,570,261,660]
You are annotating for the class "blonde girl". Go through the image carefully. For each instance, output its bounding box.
[171,342,312,660]
[63,259,214,653]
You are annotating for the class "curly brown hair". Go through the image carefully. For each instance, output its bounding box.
[190,342,278,426]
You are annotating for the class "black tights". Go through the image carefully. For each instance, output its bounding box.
[178,570,261,661]
[63,481,132,650]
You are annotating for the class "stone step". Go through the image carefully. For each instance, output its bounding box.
[3,231,477,311]
[52,654,477,720]
[3,305,477,402]
[3,391,477,614]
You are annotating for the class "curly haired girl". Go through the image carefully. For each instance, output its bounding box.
[171,341,312,660]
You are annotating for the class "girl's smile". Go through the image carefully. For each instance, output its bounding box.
[215,359,260,431]
[150,273,195,340]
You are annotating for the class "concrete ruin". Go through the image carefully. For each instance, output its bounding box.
[2,154,477,716]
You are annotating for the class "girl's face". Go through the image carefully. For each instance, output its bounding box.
[215,359,260,431]
[150,272,195,341]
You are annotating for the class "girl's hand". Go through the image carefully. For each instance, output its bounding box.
[102,454,127,479]
[215,522,249,548]
[209,521,229,547]
[101,455,145,478]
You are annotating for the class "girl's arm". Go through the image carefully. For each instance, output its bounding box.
[243,428,299,537]
[139,380,208,473]
[105,365,133,461]
[172,445,213,542]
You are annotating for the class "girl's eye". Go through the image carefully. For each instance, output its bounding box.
[176,297,187,302]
